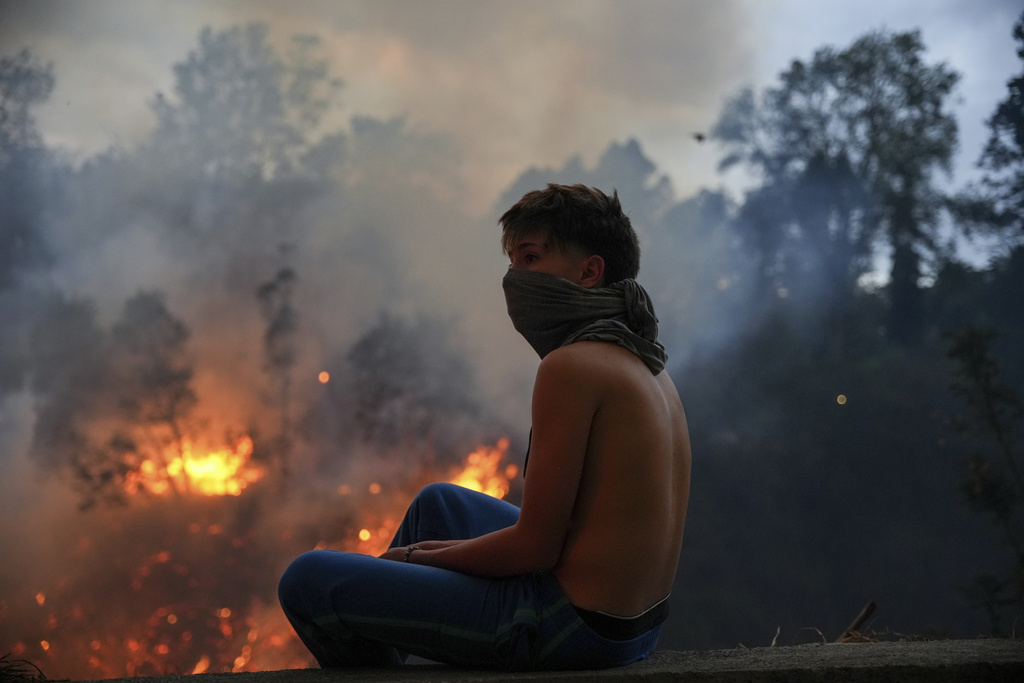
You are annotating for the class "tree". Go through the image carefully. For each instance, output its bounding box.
[496,139,675,234]
[946,326,1024,633]
[0,49,56,289]
[28,294,119,507]
[344,314,480,457]
[149,24,341,182]
[109,290,198,459]
[0,48,53,154]
[126,23,344,251]
[976,10,1024,250]
[713,30,960,341]
[256,254,298,479]
[28,291,200,507]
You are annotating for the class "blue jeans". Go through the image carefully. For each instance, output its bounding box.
[277,483,662,670]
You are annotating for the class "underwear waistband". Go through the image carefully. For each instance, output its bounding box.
[572,596,670,641]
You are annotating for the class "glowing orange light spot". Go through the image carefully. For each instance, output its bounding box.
[40,640,49,651]
[156,643,169,655]
[318,371,330,383]
[167,614,178,624]
[35,592,45,606]
[450,438,512,499]
[192,655,210,674]
[156,551,170,563]
[90,639,101,651]
[358,529,372,542]
[219,607,232,618]
[337,484,351,495]
[368,482,382,495]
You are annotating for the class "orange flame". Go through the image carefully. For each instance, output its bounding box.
[22,438,518,678]
[449,437,515,499]
[124,436,263,496]
[332,438,518,558]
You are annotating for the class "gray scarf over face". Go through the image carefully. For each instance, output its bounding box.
[502,268,668,375]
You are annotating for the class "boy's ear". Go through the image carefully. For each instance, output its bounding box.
[579,255,605,288]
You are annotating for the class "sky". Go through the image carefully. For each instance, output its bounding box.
[1,0,1020,214]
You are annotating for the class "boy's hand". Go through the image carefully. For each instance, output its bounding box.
[379,539,462,561]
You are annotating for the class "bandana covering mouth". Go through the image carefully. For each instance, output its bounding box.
[502,268,668,375]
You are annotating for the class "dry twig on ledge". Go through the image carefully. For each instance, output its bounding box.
[837,600,877,642]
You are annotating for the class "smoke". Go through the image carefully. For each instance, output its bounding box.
[0,23,537,677]
[0,0,756,212]
[3,5,973,675]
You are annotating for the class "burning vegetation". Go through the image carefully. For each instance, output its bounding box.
[4,430,520,677]
[2,265,520,678]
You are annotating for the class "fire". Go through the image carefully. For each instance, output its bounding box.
[449,437,515,499]
[334,438,519,558]
[124,436,263,496]
[10,438,519,679]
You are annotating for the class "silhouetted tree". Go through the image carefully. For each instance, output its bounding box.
[109,290,198,465]
[946,326,1024,633]
[28,291,200,507]
[256,253,298,478]
[345,314,480,458]
[496,139,675,234]
[714,30,960,342]
[149,24,340,182]
[28,294,120,507]
[0,49,55,289]
[977,11,1024,250]
[124,23,344,252]
[0,48,53,154]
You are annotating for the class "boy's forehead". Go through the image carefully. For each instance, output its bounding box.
[515,235,551,250]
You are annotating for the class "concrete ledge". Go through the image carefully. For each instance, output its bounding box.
[72,639,1023,683]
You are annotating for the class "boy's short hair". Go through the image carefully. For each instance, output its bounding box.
[499,184,641,284]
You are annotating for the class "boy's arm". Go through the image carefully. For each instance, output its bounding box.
[405,347,599,576]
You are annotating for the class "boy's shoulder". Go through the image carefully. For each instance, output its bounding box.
[540,341,648,382]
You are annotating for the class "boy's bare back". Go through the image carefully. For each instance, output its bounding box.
[535,341,691,617]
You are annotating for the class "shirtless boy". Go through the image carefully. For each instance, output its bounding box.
[278,184,692,670]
